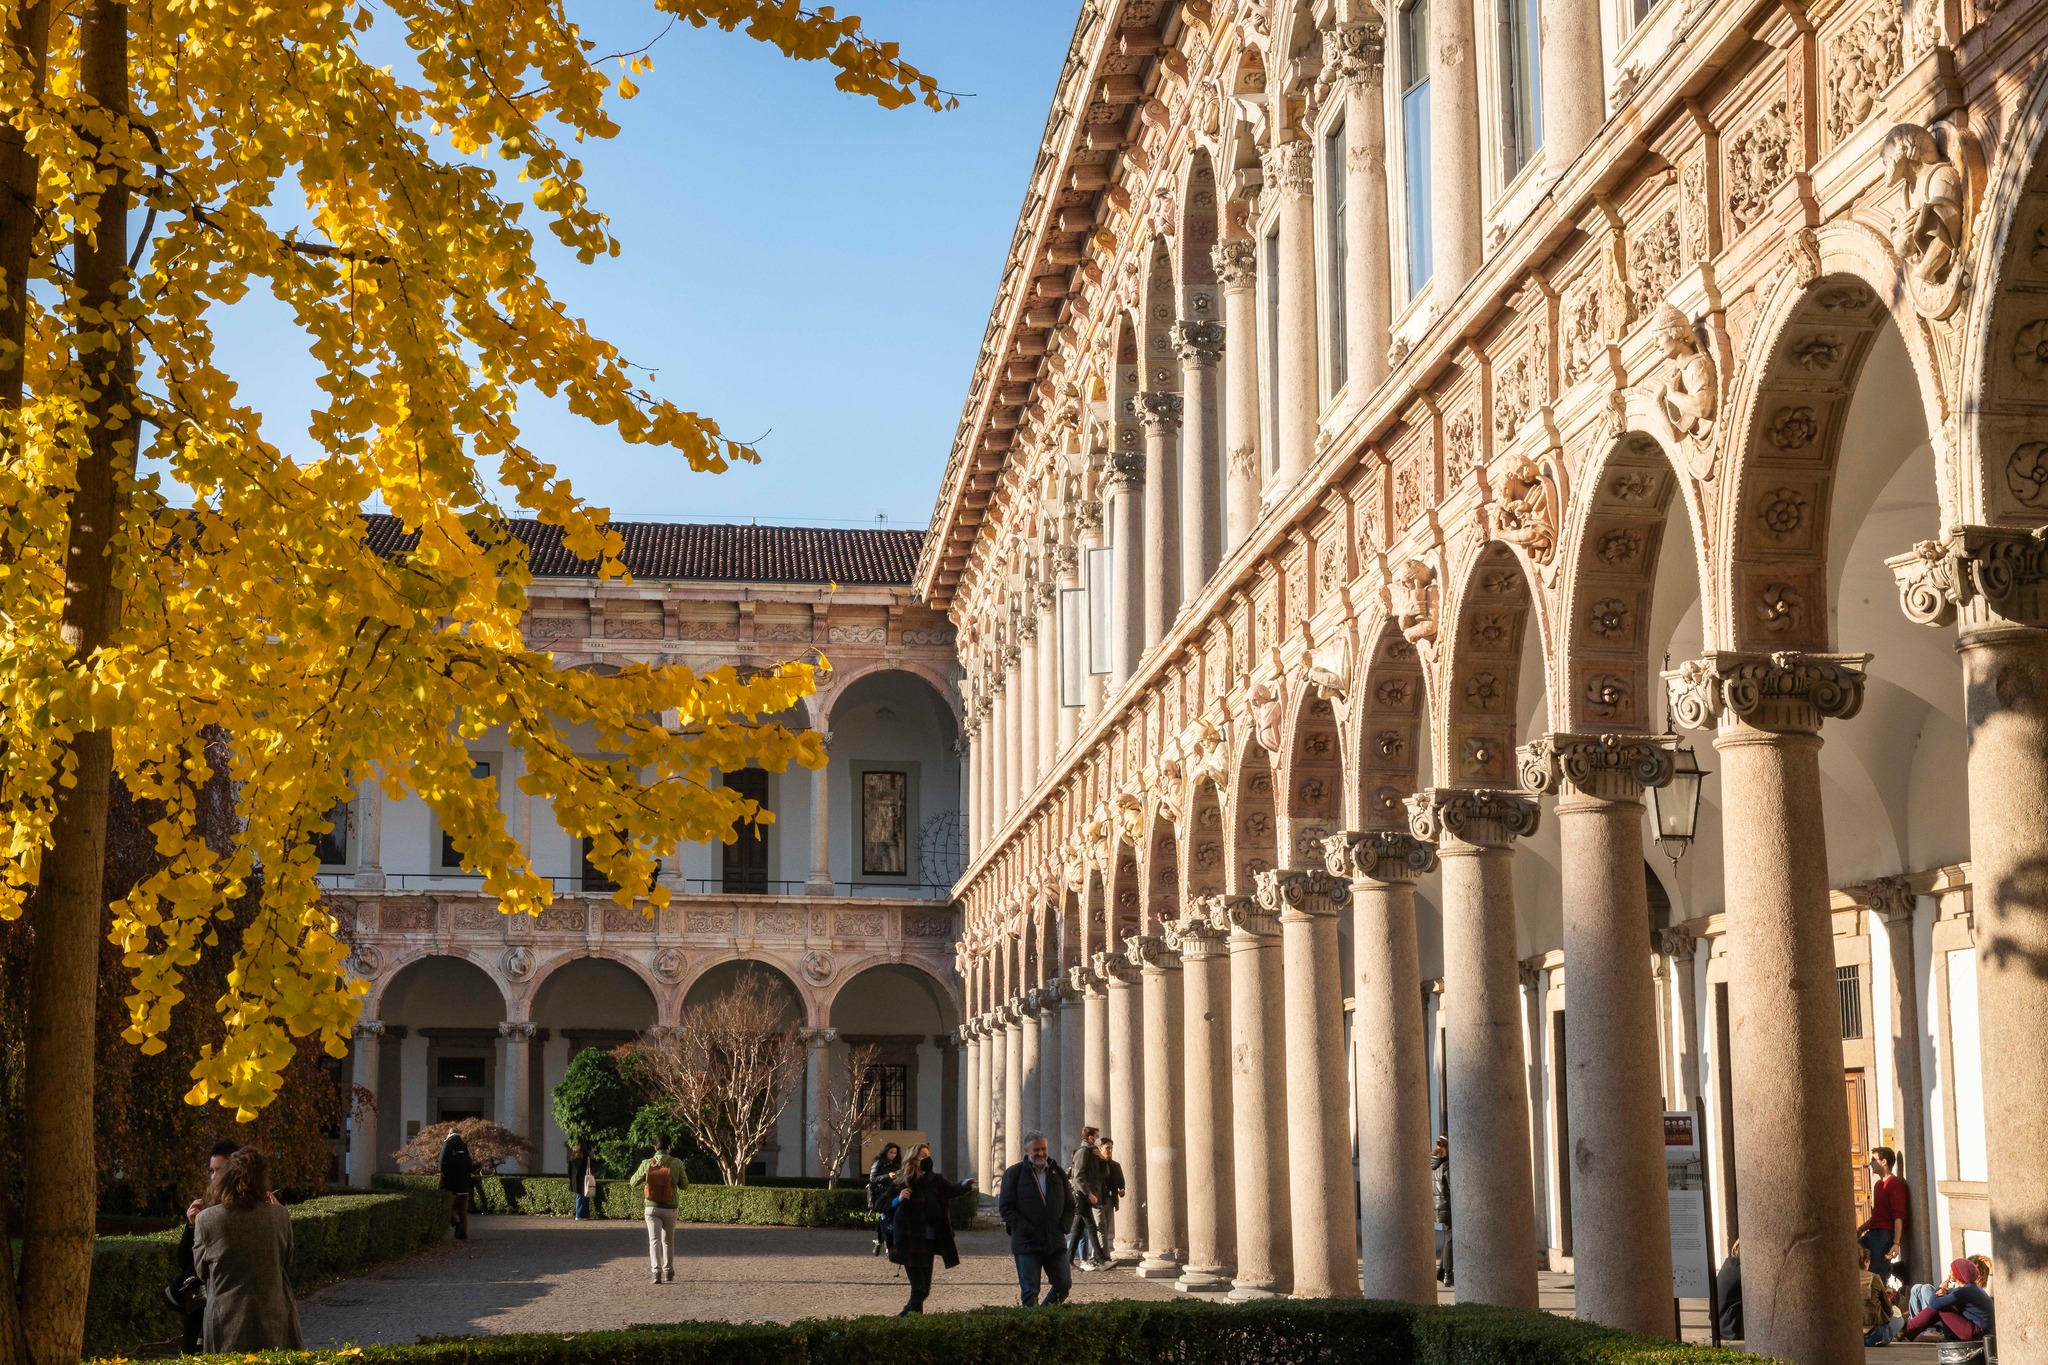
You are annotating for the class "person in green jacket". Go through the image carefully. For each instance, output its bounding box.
[629,1135,682,1284]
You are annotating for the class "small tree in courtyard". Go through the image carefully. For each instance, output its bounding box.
[394,1119,535,1178]
[632,968,803,1186]
[811,1041,881,1191]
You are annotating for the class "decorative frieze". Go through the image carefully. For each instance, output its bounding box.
[1663,651,1869,734]
[1517,733,1676,801]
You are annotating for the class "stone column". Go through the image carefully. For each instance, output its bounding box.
[1222,894,1292,1299]
[1138,392,1183,649]
[1037,987,1062,1146]
[1019,993,1043,1150]
[1261,140,1318,504]
[1076,503,1108,723]
[1661,928,1702,1108]
[1540,0,1605,176]
[1863,878,1933,1281]
[1003,1005,1025,1170]
[942,1030,963,1178]
[1407,788,1543,1310]
[1004,646,1025,819]
[1132,933,1186,1278]
[1036,587,1061,772]
[1892,533,2048,1352]
[1212,240,1260,549]
[1174,323,1224,597]
[1017,621,1040,791]
[1667,651,1869,1365]
[968,722,986,857]
[1108,455,1146,687]
[965,1022,985,1187]
[1256,867,1360,1299]
[1520,734,1680,1336]
[1079,964,1110,1135]
[356,780,386,888]
[1335,18,1393,400]
[497,1021,536,1172]
[983,1014,1003,1186]
[806,734,833,895]
[1325,830,1440,1304]
[1171,907,1235,1292]
[348,1020,384,1185]
[1101,948,1146,1264]
[804,1027,839,1178]
[990,683,1009,831]
[1428,0,1484,297]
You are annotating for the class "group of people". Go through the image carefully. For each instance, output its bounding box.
[865,1140,978,1314]
[163,1142,304,1354]
[1062,1127,1125,1271]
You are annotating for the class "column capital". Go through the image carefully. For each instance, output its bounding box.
[801,1026,838,1047]
[1125,931,1181,972]
[1260,139,1315,198]
[1888,525,2048,637]
[1016,609,1040,643]
[1664,651,1868,736]
[1331,17,1387,85]
[1213,892,1280,941]
[1023,987,1047,1013]
[1166,908,1230,959]
[497,1020,537,1040]
[1853,874,1918,925]
[353,1019,387,1041]
[1073,499,1106,536]
[1068,962,1106,997]
[1211,238,1257,290]
[1171,320,1225,366]
[1517,732,1675,802]
[1323,829,1439,883]
[1136,390,1185,434]
[1518,957,1547,991]
[1104,449,1146,493]
[1405,787,1541,849]
[1094,947,1141,985]
[1656,926,1699,961]
[1253,866,1349,920]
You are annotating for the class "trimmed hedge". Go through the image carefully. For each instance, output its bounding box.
[84,1189,451,1358]
[113,1296,1753,1365]
[372,1173,976,1230]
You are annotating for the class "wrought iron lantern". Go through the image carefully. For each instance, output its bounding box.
[1651,741,1707,868]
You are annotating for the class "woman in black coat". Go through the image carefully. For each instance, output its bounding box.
[887,1154,975,1315]
[866,1143,903,1256]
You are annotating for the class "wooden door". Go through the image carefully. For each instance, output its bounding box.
[723,767,770,894]
[1846,1069,1872,1224]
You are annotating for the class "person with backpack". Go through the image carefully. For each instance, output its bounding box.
[629,1135,683,1284]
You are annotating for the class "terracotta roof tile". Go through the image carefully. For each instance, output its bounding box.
[361,514,922,586]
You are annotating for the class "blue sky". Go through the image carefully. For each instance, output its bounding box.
[215,2,1074,530]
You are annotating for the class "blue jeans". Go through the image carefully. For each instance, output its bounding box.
[1860,1228,1898,1280]
[1013,1248,1072,1306]
[574,1192,590,1219]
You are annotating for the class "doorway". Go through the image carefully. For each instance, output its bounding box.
[722,768,770,894]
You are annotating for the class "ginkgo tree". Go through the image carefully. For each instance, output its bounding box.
[0,1,948,1359]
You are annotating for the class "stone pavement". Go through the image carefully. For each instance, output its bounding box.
[296,1214,1948,1361]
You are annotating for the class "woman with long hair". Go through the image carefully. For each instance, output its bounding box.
[191,1147,303,1352]
[887,1147,974,1315]
[866,1141,903,1257]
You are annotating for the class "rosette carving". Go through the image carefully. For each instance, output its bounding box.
[1517,733,1676,800]
[1323,829,1440,882]
[1404,788,1541,848]
[1663,652,1869,734]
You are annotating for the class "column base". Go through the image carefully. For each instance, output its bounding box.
[1109,1244,1142,1267]
[803,876,835,896]
[1226,1279,1281,1302]
[1136,1253,1183,1279]
[1175,1264,1231,1293]
[353,869,386,889]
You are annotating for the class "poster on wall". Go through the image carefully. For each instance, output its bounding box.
[861,770,908,876]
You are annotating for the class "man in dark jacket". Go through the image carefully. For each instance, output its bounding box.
[439,1130,475,1239]
[997,1130,1075,1306]
[1432,1135,1454,1289]
[1067,1127,1107,1270]
[1099,1137,1128,1265]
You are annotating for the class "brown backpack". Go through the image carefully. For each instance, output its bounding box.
[644,1159,674,1203]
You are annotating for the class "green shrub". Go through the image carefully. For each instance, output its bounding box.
[371,1174,975,1230]
[109,1296,1752,1365]
[82,1189,450,1358]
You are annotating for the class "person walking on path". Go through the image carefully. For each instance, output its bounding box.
[630,1135,683,1284]
[1431,1135,1455,1289]
[166,1139,242,1352]
[887,1150,975,1314]
[1067,1127,1107,1270]
[998,1130,1075,1307]
[867,1142,903,1257]
[568,1143,595,1221]
[192,1147,303,1353]
[1859,1145,1909,1287]
[1097,1137,1127,1266]
[438,1130,475,1240]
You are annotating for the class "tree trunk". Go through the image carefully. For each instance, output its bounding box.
[22,4,130,1361]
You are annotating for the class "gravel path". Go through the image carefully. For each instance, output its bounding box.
[297,1215,1180,1344]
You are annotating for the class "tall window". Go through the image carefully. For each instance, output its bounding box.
[1400,0,1433,297]
[1500,0,1543,180]
[1084,545,1112,676]
[314,798,351,867]
[1263,229,1281,471]
[1323,120,1349,395]
[438,759,492,871]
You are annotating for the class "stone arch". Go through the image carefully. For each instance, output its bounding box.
[1719,253,1950,651]
[1226,729,1278,895]
[1080,863,1106,968]
[1111,310,1143,462]
[818,660,963,735]
[1058,882,1083,975]
[1441,541,1548,785]
[1276,681,1343,866]
[521,949,665,1023]
[1180,774,1227,902]
[1178,148,1221,317]
[1141,805,1180,932]
[1346,615,1431,829]
[367,947,505,1020]
[822,956,959,1025]
[677,953,811,1026]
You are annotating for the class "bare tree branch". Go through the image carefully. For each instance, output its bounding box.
[631,967,803,1185]
[811,1041,881,1190]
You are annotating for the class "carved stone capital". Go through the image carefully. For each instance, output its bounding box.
[1170,319,1225,366]
[1855,874,1918,925]
[1517,733,1676,801]
[1068,963,1105,997]
[1252,867,1349,920]
[1136,390,1185,434]
[1094,948,1140,985]
[1518,957,1547,991]
[1260,140,1315,198]
[1016,610,1040,643]
[1168,906,1231,959]
[1888,526,2048,637]
[353,1019,387,1041]
[498,1020,537,1040]
[1656,926,1698,961]
[801,1025,838,1047]
[1323,829,1439,883]
[1073,499,1106,536]
[1331,18,1387,84]
[1211,893,1277,940]
[1211,238,1258,289]
[1124,931,1179,972]
[1405,788,1542,850]
[1104,449,1146,493]
[1663,651,1868,736]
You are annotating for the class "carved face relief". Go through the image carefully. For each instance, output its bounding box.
[1588,597,1632,640]
[1767,405,1820,451]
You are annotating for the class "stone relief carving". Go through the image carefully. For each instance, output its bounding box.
[1307,634,1352,701]
[1324,829,1438,879]
[1563,286,1605,386]
[652,946,686,982]
[1245,670,1285,753]
[1680,158,1710,261]
[1489,456,1560,565]
[801,948,836,985]
[1583,673,1631,719]
[1759,487,1809,540]
[1588,597,1632,640]
[1825,4,1903,146]
[1446,409,1476,466]
[1883,123,1968,319]
[1390,559,1439,661]
[1767,405,1819,451]
[1646,305,1718,476]
[500,945,535,982]
[1629,210,1682,319]
[1493,353,1533,443]
[1665,651,1868,732]
[1757,582,1805,633]
[1405,788,1541,847]
[2013,319,2048,382]
[1790,334,1846,371]
[1596,527,1645,566]
[2007,443,2048,509]
[1727,100,1791,233]
[1888,525,2048,631]
[1518,732,1675,797]
[348,944,384,978]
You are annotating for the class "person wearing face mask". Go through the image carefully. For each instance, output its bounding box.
[885,1148,974,1315]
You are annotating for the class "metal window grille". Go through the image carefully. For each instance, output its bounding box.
[1838,964,1864,1039]
[866,1064,909,1131]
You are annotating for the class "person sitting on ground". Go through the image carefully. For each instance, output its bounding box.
[1861,1246,1895,1333]
[866,1142,902,1257]
[1873,1257,1994,1345]
[630,1135,683,1285]
[887,1150,975,1315]
[192,1146,303,1354]
[1717,1239,1744,1342]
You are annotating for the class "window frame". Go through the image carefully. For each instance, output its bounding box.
[429,753,502,878]
[1396,0,1433,302]
[1321,112,1349,401]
